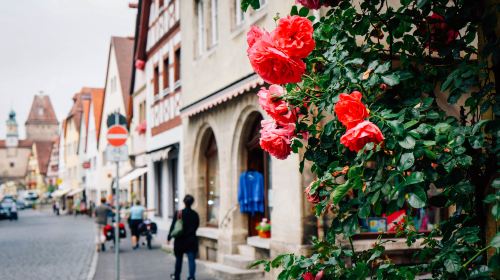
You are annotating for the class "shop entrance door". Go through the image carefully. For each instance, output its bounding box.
[245,116,270,236]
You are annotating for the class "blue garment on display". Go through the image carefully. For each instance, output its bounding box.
[238,171,265,215]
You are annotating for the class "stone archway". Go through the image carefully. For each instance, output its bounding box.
[236,111,270,237]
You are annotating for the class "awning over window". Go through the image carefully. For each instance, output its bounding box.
[119,167,148,185]
[52,188,71,198]
[66,188,84,197]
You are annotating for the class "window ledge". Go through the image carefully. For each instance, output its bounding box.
[342,237,442,252]
[197,227,219,240]
[249,9,267,25]
[230,25,246,40]
[247,236,270,250]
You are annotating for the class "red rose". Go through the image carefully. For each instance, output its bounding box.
[248,36,306,84]
[259,120,296,160]
[296,0,338,9]
[305,181,322,204]
[272,16,315,59]
[419,13,459,50]
[258,85,297,125]
[340,120,384,152]
[302,272,315,280]
[296,0,321,9]
[247,26,268,49]
[334,91,369,129]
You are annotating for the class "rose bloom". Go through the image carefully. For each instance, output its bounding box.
[334,91,369,129]
[340,120,384,152]
[258,85,297,125]
[248,35,306,85]
[273,16,315,59]
[305,181,321,204]
[296,0,338,9]
[247,26,269,49]
[259,120,295,160]
[302,271,324,280]
[419,13,459,50]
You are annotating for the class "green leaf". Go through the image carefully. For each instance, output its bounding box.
[374,62,390,74]
[408,189,426,208]
[404,172,424,186]
[345,58,364,65]
[388,120,404,136]
[444,255,462,273]
[472,120,490,134]
[331,180,352,204]
[416,0,429,8]
[490,233,500,248]
[381,73,400,86]
[398,136,416,149]
[492,178,500,189]
[399,153,415,171]
[298,7,309,17]
[241,0,260,12]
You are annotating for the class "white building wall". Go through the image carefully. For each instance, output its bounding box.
[96,44,132,204]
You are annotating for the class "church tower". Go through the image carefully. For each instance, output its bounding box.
[25,94,59,141]
[5,110,19,148]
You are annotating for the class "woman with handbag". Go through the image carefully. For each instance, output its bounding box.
[168,195,199,280]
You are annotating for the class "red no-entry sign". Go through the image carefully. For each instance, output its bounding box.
[107,125,128,147]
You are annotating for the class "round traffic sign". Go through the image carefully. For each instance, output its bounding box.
[107,125,128,147]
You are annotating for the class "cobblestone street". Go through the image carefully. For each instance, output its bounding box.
[0,208,95,280]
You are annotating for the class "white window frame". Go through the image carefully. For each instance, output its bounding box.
[235,0,244,26]
[210,0,218,46]
[197,0,205,56]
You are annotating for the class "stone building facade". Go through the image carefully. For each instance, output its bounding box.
[179,1,316,278]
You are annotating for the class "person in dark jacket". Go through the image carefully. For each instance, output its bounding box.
[168,195,199,280]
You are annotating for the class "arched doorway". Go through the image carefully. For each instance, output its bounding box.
[204,130,220,227]
[240,113,270,236]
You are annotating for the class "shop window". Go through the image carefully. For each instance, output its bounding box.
[205,132,219,226]
[154,160,163,217]
[243,114,271,236]
[153,65,160,96]
[163,57,170,91]
[174,48,181,84]
[168,157,179,217]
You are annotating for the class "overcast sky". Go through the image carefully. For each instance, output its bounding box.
[0,0,136,138]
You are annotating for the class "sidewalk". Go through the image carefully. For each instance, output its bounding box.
[93,232,217,280]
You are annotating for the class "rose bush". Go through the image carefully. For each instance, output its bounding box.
[243,0,499,279]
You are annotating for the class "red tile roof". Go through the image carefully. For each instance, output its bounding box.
[111,36,134,118]
[25,95,59,125]
[34,141,53,175]
[90,88,105,143]
[0,139,33,149]
[67,92,84,132]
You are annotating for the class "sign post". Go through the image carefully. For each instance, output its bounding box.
[106,114,128,280]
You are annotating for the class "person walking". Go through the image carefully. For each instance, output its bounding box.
[129,200,154,249]
[94,197,112,252]
[9,202,17,221]
[168,195,199,280]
